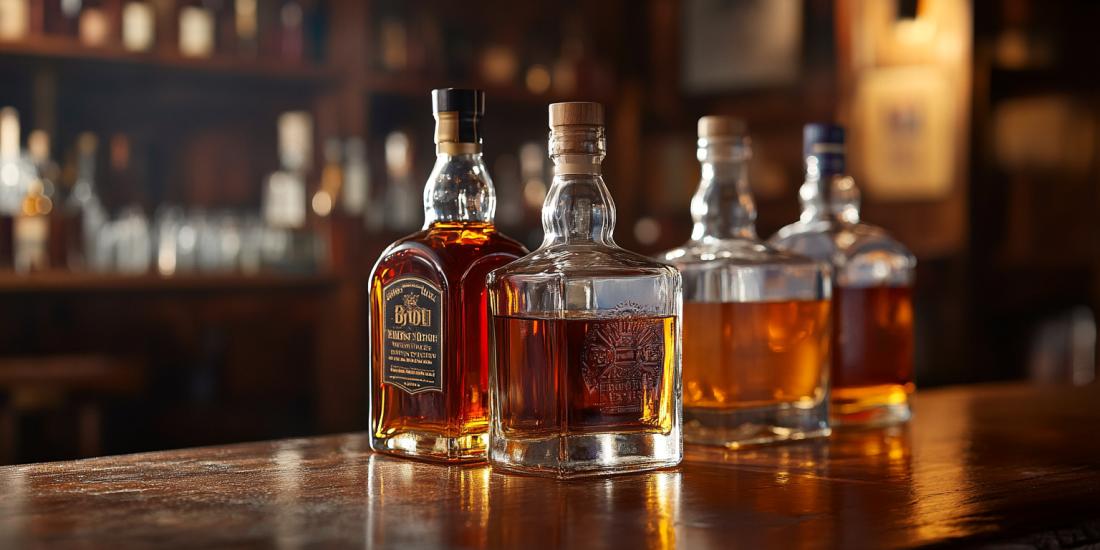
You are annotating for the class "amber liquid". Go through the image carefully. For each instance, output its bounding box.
[832,285,915,418]
[492,314,677,438]
[369,222,526,461]
[682,300,830,410]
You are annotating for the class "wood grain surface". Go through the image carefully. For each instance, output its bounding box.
[1,383,1099,549]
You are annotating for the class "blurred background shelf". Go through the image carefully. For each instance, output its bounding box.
[0,272,337,293]
[0,36,338,84]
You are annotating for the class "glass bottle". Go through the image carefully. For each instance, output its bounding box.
[770,124,916,426]
[369,89,528,463]
[662,116,831,447]
[487,102,682,477]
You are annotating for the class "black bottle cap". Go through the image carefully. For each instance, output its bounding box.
[803,123,845,175]
[432,88,485,116]
[431,89,484,145]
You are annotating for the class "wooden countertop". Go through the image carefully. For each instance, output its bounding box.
[1,383,1099,549]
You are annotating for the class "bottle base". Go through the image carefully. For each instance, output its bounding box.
[489,430,682,479]
[370,429,488,464]
[684,402,830,448]
[831,384,913,427]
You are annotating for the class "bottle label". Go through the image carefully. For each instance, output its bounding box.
[381,276,444,394]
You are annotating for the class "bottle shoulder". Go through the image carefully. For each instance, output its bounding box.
[661,237,822,270]
[771,220,914,263]
[371,224,528,282]
[491,242,678,281]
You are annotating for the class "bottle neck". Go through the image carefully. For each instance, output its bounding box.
[691,138,756,241]
[422,150,495,227]
[542,126,614,246]
[798,155,861,224]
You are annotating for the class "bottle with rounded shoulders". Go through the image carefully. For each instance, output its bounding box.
[368,89,528,463]
[770,123,916,426]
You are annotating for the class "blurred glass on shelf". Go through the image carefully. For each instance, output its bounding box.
[234,0,258,56]
[311,138,342,218]
[279,0,304,63]
[78,0,111,46]
[179,1,215,57]
[0,0,29,40]
[382,130,418,232]
[0,108,36,269]
[341,136,374,226]
[122,1,155,52]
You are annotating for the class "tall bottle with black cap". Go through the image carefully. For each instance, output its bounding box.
[368,89,528,463]
[487,102,682,477]
[770,123,916,427]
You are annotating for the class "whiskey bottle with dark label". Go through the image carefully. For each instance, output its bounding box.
[488,102,683,478]
[368,89,528,463]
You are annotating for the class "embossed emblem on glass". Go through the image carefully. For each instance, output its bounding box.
[581,318,665,415]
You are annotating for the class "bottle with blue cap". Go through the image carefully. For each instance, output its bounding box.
[771,123,916,427]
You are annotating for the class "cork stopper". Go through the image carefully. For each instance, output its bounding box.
[549,102,604,128]
[698,116,747,139]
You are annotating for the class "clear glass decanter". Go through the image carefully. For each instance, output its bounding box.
[487,102,683,478]
[662,116,831,447]
[770,123,916,426]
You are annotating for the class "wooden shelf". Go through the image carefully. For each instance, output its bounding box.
[0,271,338,294]
[0,35,337,85]
[361,72,615,105]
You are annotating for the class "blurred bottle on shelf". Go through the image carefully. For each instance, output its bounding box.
[78,0,111,46]
[0,108,35,269]
[278,0,303,63]
[377,15,406,72]
[233,0,257,57]
[262,110,323,272]
[770,124,916,427]
[122,0,155,52]
[178,0,214,57]
[28,130,69,270]
[311,137,341,217]
[0,0,30,40]
[382,130,418,232]
[67,132,108,271]
[340,136,371,222]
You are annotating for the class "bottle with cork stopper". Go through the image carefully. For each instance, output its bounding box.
[662,116,832,448]
[486,101,683,478]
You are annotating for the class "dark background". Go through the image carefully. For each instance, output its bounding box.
[0,0,1095,464]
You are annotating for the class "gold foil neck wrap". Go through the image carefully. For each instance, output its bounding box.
[434,111,480,153]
